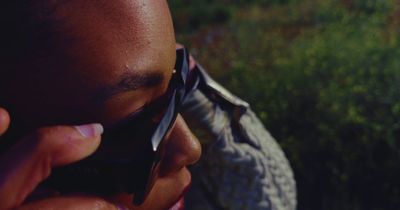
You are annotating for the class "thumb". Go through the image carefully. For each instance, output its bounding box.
[0,123,103,210]
[47,124,104,166]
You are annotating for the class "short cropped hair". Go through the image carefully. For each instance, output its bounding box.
[0,1,66,64]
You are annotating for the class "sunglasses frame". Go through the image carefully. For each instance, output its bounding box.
[128,47,191,204]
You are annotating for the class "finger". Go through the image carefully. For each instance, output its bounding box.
[175,43,184,49]
[0,123,103,210]
[17,195,118,210]
[0,107,10,136]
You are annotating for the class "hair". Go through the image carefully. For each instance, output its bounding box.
[0,1,68,66]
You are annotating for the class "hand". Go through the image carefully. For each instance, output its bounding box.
[0,107,120,210]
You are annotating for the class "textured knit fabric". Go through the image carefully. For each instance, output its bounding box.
[181,65,297,210]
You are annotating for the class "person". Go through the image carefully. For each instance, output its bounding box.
[0,1,296,210]
[0,1,201,209]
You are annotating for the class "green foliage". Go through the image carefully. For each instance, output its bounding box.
[170,0,235,33]
[170,0,400,210]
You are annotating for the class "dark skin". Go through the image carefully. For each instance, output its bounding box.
[0,0,201,209]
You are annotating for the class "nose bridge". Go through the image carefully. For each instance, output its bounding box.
[160,115,201,176]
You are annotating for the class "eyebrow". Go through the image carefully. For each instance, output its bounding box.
[91,71,164,103]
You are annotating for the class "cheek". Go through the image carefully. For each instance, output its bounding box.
[109,169,190,210]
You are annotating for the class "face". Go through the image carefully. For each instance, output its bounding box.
[1,0,201,209]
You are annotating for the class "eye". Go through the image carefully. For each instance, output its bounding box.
[150,106,168,123]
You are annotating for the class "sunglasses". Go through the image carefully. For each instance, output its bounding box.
[45,48,196,205]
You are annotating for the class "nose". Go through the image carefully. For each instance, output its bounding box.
[159,114,201,176]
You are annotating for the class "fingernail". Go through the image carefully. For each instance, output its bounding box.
[115,202,129,210]
[75,123,103,138]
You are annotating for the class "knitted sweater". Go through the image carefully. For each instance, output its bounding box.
[181,64,297,210]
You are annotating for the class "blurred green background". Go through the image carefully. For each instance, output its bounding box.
[169,0,400,210]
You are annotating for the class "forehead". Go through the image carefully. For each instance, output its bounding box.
[50,0,177,99]
[3,0,177,128]
[51,0,175,72]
